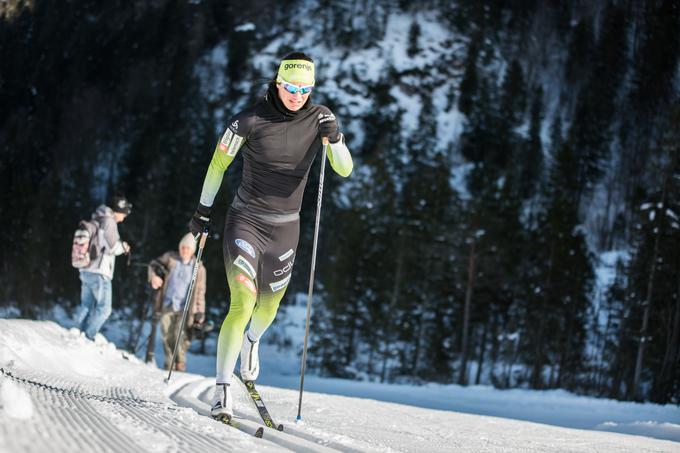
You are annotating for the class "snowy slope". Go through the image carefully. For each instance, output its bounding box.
[1,319,678,453]
[107,297,679,444]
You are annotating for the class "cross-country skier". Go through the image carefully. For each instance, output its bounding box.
[189,52,353,420]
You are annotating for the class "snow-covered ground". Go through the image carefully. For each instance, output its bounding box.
[0,318,678,452]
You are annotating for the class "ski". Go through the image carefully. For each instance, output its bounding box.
[213,413,264,438]
[238,376,284,431]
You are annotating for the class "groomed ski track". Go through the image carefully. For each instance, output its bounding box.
[0,366,348,453]
[0,320,678,453]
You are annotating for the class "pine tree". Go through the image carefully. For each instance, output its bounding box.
[500,59,527,129]
[524,136,594,389]
[568,3,628,204]
[458,32,481,117]
[517,86,544,199]
[407,20,421,57]
[625,108,680,402]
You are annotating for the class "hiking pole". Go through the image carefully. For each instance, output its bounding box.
[165,230,208,383]
[297,137,328,422]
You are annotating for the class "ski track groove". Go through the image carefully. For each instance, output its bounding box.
[0,368,248,453]
[186,377,363,453]
[1,372,143,453]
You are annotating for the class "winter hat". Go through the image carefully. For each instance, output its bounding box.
[276,52,315,86]
[179,233,196,254]
[111,195,132,215]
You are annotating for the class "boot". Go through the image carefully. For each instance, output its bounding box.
[210,383,233,420]
[175,362,186,372]
[239,331,260,381]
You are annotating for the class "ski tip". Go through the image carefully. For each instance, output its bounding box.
[277,424,284,431]
[255,427,264,438]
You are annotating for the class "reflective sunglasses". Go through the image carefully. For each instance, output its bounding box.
[279,80,314,95]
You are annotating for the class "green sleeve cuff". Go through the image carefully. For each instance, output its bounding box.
[326,136,353,177]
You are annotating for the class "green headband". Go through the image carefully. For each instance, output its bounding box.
[277,59,315,86]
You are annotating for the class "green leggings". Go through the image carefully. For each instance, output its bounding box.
[215,267,287,383]
[215,211,299,384]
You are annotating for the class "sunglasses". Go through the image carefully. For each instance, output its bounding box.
[279,80,314,95]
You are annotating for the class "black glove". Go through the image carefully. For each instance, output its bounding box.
[189,204,211,235]
[318,112,341,143]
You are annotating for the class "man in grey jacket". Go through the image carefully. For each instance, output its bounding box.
[76,196,132,340]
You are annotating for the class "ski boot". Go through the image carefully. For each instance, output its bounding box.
[210,383,233,421]
[239,331,260,381]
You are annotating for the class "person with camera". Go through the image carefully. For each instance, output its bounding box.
[148,233,207,371]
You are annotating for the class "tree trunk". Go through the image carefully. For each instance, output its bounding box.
[381,235,404,383]
[475,320,488,385]
[609,304,629,399]
[657,274,680,399]
[631,229,658,399]
[531,241,555,389]
[556,311,574,388]
[489,314,499,381]
[412,312,423,376]
[597,304,613,393]
[346,302,357,366]
[632,166,670,399]
[459,238,476,386]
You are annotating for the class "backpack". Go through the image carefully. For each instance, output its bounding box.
[71,218,101,268]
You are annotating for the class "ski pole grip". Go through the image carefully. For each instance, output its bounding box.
[198,231,208,249]
[321,137,329,146]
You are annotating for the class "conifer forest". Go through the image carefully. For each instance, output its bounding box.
[1,0,679,404]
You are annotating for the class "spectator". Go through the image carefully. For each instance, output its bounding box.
[148,233,206,371]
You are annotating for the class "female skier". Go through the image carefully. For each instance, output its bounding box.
[189,52,353,419]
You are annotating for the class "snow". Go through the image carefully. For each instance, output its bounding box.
[0,379,33,420]
[384,12,455,74]
[234,23,255,32]
[1,316,679,452]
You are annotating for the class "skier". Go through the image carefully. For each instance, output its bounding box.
[148,233,207,371]
[76,195,132,340]
[189,52,353,420]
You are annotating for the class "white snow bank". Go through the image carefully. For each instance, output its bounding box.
[0,379,33,419]
[0,319,167,402]
[596,420,680,442]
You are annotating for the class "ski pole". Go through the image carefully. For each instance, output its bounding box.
[165,230,208,383]
[297,137,328,422]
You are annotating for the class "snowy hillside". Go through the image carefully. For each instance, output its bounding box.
[4,0,680,408]
[0,319,678,453]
